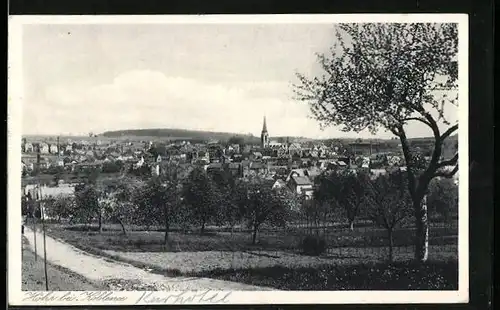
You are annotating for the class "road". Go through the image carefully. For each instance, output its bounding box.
[23,227,272,291]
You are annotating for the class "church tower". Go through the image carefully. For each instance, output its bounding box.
[260,116,269,148]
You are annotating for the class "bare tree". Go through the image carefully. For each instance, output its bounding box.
[294,23,459,262]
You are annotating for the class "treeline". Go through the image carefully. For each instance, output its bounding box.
[25,165,458,260]
[101,128,260,143]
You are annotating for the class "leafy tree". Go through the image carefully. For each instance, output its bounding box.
[209,169,243,232]
[44,195,76,222]
[301,196,330,234]
[427,178,458,222]
[74,183,102,231]
[314,170,370,230]
[294,23,459,262]
[100,177,142,236]
[238,176,289,245]
[102,161,123,174]
[366,170,413,261]
[182,167,219,234]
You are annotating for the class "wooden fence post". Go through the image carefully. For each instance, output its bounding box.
[32,212,37,261]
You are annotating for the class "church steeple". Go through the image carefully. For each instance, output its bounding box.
[261,116,269,148]
[262,116,268,133]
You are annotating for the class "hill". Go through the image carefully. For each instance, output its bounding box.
[100,128,262,144]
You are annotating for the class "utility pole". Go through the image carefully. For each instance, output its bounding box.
[39,187,49,291]
[32,187,38,261]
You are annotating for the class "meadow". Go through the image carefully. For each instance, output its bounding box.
[37,220,458,290]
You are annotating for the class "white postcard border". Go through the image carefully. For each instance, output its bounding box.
[8,14,469,305]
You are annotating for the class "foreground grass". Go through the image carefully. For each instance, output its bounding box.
[39,223,458,290]
[21,237,107,291]
[44,222,457,254]
[186,260,459,290]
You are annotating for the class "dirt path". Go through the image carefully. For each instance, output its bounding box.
[23,227,272,291]
[22,236,107,291]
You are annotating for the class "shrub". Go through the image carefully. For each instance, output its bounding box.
[300,234,327,256]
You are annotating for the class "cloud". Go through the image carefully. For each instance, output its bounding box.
[24,70,322,137]
[24,69,457,139]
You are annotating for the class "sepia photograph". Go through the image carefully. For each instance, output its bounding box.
[8,14,468,305]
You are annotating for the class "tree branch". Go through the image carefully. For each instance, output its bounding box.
[434,165,458,178]
[402,117,433,128]
[437,153,458,168]
[397,127,417,198]
[440,124,458,141]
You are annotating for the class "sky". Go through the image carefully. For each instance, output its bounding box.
[21,23,458,139]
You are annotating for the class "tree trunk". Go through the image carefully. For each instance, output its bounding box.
[200,220,206,235]
[164,223,169,245]
[252,224,258,245]
[414,195,429,263]
[116,217,127,236]
[98,211,103,234]
[388,228,394,262]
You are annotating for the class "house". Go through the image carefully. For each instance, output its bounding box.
[370,168,388,180]
[252,152,263,160]
[303,167,322,181]
[38,158,51,169]
[272,179,287,190]
[24,142,34,153]
[134,156,145,168]
[231,154,243,162]
[39,143,49,154]
[65,144,73,153]
[249,161,267,175]
[288,144,302,158]
[285,169,306,182]
[198,151,210,163]
[361,156,371,169]
[288,175,314,198]
[227,162,242,177]
[206,162,223,174]
[225,144,237,154]
[151,164,160,176]
[49,144,58,154]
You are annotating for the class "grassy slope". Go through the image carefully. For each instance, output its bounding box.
[21,236,107,291]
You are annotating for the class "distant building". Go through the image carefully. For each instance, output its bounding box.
[49,144,58,154]
[272,179,287,190]
[39,143,49,154]
[151,164,160,176]
[24,142,34,153]
[288,143,302,157]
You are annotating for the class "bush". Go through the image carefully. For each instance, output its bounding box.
[300,234,327,256]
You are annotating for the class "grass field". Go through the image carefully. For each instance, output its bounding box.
[40,222,458,290]
[45,222,458,254]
